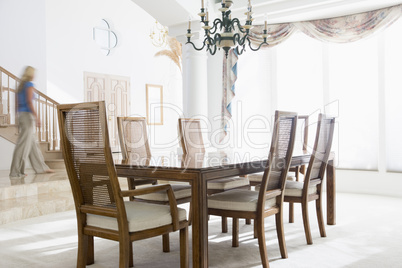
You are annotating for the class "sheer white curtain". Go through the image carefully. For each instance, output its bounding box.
[327,38,379,170]
[233,10,402,171]
[384,18,402,172]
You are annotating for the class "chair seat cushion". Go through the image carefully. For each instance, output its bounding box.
[249,173,295,183]
[136,184,192,202]
[248,173,264,183]
[284,181,317,197]
[207,177,249,190]
[208,189,276,212]
[87,201,187,232]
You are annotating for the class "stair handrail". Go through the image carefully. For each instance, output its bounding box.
[0,66,60,150]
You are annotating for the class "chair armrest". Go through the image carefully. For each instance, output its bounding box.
[121,184,171,197]
[121,185,180,231]
[80,205,118,217]
[310,179,322,187]
[264,189,282,199]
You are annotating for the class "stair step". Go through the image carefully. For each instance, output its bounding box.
[44,159,65,169]
[42,150,63,160]
[0,191,74,225]
[0,170,74,225]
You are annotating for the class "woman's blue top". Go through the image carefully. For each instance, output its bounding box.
[17,81,34,113]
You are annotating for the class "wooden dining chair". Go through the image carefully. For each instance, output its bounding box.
[248,115,309,223]
[117,116,157,189]
[248,115,309,186]
[284,114,335,245]
[178,118,250,232]
[117,116,192,252]
[207,111,297,268]
[57,101,189,268]
[178,118,250,194]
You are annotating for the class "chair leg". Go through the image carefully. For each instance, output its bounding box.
[180,226,189,268]
[253,221,257,239]
[255,217,269,268]
[188,202,192,226]
[119,237,131,268]
[77,234,89,268]
[222,216,228,233]
[301,201,313,245]
[275,210,288,259]
[232,218,239,247]
[289,202,294,223]
[87,235,94,265]
[163,234,170,252]
[316,198,326,238]
[245,218,251,225]
[129,242,134,268]
[127,177,135,201]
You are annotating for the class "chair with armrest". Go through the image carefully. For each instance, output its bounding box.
[284,114,335,245]
[178,118,251,232]
[207,111,297,268]
[58,101,189,268]
[117,116,192,252]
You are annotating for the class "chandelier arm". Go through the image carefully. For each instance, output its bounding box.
[205,34,215,46]
[208,18,222,35]
[231,18,247,33]
[234,32,249,47]
[235,45,246,56]
[207,44,218,55]
[186,40,207,51]
[246,37,269,51]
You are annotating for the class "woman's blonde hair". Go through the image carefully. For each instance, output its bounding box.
[17,66,35,92]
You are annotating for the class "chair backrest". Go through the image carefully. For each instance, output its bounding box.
[117,117,151,161]
[178,118,206,155]
[305,114,335,182]
[260,111,297,194]
[298,115,309,153]
[58,101,127,224]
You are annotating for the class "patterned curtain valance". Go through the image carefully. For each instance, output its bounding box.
[248,4,402,46]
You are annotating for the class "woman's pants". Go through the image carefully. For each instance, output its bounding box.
[9,112,50,177]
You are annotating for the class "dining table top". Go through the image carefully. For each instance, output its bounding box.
[114,150,312,171]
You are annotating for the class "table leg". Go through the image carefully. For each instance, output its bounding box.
[191,174,209,268]
[326,159,336,225]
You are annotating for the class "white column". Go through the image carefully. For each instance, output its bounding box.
[207,50,224,145]
[182,42,208,118]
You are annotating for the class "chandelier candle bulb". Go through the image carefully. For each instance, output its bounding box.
[202,0,204,8]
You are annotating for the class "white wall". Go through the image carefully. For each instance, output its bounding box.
[45,0,183,152]
[0,0,47,92]
[0,0,184,171]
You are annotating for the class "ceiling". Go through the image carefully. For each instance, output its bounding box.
[132,0,402,36]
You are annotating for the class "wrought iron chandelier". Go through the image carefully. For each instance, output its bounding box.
[185,0,269,58]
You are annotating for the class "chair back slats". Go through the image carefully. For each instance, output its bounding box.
[58,102,121,211]
[260,111,297,193]
[178,118,206,155]
[117,117,151,161]
[307,114,335,181]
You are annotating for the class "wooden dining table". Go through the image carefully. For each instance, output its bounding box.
[115,151,336,268]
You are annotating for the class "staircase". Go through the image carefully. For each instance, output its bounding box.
[0,66,64,169]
